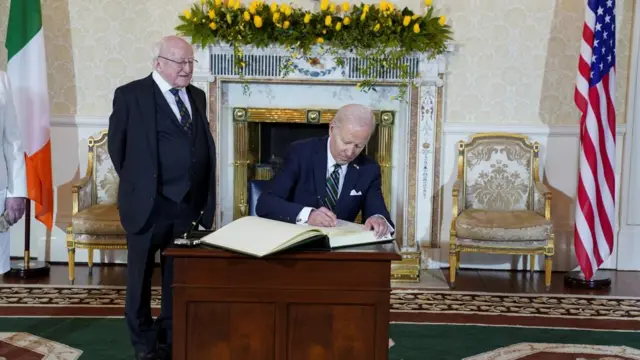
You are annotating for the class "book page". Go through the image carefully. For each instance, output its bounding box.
[309,220,393,248]
[199,216,321,257]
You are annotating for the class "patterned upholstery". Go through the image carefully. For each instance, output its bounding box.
[66,130,126,283]
[449,133,554,290]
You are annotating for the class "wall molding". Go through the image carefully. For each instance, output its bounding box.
[51,116,108,128]
[52,116,630,137]
[443,122,627,136]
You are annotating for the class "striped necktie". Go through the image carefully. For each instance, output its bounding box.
[169,88,192,135]
[324,164,341,210]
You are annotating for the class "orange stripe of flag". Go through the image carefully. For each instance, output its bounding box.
[25,139,53,230]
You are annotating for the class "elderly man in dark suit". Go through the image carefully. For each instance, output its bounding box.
[108,35,216,360]
[256,104,393,238]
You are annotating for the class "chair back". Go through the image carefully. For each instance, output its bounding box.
[247,179,269,216]
[457,133,540,212]
[88,130,119,206]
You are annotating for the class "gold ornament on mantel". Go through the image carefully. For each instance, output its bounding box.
[177,0,452,100]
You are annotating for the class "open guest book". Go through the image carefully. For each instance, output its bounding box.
[195,216,394,257]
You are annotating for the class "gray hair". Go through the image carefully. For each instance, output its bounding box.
[333,104,376,131]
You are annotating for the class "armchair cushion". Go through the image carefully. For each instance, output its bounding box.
[72,203,125,236]
[455,208,551,241]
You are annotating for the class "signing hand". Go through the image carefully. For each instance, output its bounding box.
[4,197,26,225]
[307,207,337,227]
[364,215,391,238]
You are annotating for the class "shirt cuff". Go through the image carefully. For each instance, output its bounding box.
[296,207,313,224]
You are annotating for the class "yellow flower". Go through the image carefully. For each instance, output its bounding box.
[240,61,246,68]
[439,15,446,25]
[254,15,263,27]
[402,15,410,26]
[335,21,342,31]
[330,2,336,12]
[208,9,216,19]
[320,0,329,11]
[343,16,351,25]
[243,11,251,21]
[215,0,222,6]
[325,15,332,26]
[316,37,324,43]
[342,1,349,11]
[209,22,217,30]
[183,9,192,19]
[270,1,278,12]
[273,12,281,23]
[233,1,240,10]
[412,14,419,19]
[363,4,370,12]
[373,23,380,32]
[413,23,420,33]
[304,13,311,23]
[226,0,234,7]
[283,5,292,16]
[425,0,432,6]
[283,20,290,29]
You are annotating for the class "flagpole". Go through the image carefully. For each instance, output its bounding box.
[5,199,50,278]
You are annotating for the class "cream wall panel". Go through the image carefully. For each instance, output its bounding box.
[0,0,635,124]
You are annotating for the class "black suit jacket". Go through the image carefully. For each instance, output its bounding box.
[255,136,393,227]
[107,74,216,234]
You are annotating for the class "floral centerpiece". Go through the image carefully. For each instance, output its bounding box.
[176,0,452,99]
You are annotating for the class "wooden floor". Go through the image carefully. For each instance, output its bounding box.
[2,263,639,297]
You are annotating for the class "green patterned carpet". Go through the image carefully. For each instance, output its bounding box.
[0,318,639,359]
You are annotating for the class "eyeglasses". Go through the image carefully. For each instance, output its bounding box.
[157,56,198,67]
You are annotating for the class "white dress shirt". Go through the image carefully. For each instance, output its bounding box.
[152,71,192,121]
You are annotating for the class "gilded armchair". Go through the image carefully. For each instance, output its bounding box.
[449,133,554,290]
[66,130,126,283]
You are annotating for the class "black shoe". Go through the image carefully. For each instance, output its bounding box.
[134,351,158,360]
[157,343,172,360]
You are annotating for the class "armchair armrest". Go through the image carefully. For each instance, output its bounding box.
[533,180,551,220]
[72,174,94,215]
[451,179,464,219]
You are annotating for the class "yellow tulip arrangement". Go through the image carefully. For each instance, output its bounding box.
[177,0,452,97]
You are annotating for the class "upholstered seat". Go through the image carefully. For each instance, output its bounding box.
[449,133,554,290]
[455,209,551,241]
[71,204,124,236]
[66,130,127,283]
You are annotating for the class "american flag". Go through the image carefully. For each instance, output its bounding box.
[573,0,616,280]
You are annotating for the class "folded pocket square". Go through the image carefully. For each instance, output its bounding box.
[350,190,362,196]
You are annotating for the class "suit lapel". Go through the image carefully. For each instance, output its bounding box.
[139,75,158,166]
[314,138,328,205]
[335,161,359,215]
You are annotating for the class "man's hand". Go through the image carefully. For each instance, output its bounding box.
[364,215,391,238]
[4,197,26,225]
[307,207,337,227]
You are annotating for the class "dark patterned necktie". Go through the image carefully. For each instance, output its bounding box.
[324,164,341,210]
[169,88,192,135]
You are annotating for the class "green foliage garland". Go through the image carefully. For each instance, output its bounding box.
[176,0,453,99]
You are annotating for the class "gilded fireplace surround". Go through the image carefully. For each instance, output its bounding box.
[206,78,444,283]
[230,107,395,220]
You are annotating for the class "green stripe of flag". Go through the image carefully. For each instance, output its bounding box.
[6,0,43,61]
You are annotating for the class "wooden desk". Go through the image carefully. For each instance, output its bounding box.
[165,242,401,360]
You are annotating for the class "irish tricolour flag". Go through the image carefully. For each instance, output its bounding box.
[5,0,53,229]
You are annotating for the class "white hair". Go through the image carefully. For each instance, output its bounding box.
[333,104,376,131]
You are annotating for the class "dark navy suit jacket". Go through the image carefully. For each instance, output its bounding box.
[255,136,393,228]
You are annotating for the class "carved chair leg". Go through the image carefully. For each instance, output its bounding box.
[456,251,461,271]
[449,244,457,288]
[544,255,553,291]
[529,255,535,272]
[88,248,94,275]
[68,248,75,285]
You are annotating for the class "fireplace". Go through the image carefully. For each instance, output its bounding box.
[230,107,395,220]
[189,43,451,281]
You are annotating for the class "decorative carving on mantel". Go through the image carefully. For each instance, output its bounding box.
[191,43,453,86]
